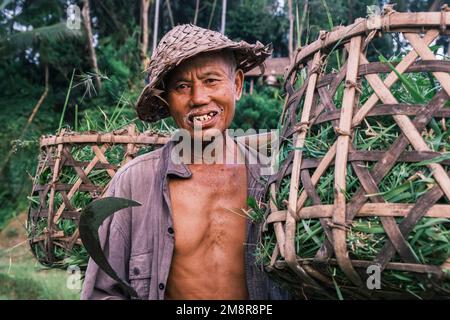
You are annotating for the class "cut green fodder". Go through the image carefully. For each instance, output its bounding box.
[256,57,450,299]
[28,105,172,270]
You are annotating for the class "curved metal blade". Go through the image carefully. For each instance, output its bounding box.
[79,197,141,299]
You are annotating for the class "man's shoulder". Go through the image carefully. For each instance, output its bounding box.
[113,146,165,182]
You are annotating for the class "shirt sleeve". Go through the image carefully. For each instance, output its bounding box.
[80,173,132,300]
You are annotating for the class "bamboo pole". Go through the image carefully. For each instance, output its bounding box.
[269,183,286,258]
[40,133,170,147]
[332,35,363,287]
[266,203,450,222]
[285,51,321,266]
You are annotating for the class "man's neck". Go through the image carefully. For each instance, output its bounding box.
[187,133,245,165]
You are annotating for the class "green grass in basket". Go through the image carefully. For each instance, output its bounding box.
[28,101,174,270]
[255,53,450,299]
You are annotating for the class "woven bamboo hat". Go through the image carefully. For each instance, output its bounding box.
[136,24,272,122]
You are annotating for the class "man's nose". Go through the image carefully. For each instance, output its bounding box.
[190,82,210,107]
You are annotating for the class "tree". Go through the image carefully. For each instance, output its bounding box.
[82,0,101,89]
[140,0,151,61]
[165,0,175,28]
[152,0,160,53]
[288,0,294,59]
[227,0,288,57]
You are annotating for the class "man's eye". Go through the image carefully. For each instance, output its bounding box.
[176,83,189,90]
[205,78,218,84]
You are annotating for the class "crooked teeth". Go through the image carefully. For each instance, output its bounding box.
[193,114,212,122]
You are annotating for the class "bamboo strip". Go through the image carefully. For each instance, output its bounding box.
[317,71,418,265]
[92,145,116,178]
[40,133,170,147]
[289,12,450,70]
[52,144,109,224]
[274,258,445,276]
[46,131,65,262]
[32,231,65,243]
[124,124,136,163]
[266,203,450,223]
[332,35,363,287]
[361,54,450,201]
[404,32,450,97]
[296,142,337,211]
[322,57,416,265]
[269,183,285,258]
[351,30,439,126]
[47,143,64,226]
[285,51,322,268]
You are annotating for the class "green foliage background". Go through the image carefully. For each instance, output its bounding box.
[0,0,448,300]
[0,0,444,232]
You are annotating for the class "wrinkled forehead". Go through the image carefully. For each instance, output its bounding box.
[165,50,236,84]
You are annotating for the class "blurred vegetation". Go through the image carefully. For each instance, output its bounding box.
[232,85,284,130]
[0,0,445,249]
[0,258,81,300]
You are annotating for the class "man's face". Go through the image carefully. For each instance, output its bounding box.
[165,51,244,140]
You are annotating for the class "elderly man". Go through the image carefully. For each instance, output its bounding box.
[81,24,289,300]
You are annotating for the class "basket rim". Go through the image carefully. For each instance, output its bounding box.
[40,132,171,147]
[290,12,450,70]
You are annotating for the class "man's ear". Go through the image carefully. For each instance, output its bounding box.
[234,69,244,100]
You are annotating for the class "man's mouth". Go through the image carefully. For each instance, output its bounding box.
[188,110,220,127]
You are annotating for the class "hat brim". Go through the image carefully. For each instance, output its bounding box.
[136,42,272,123]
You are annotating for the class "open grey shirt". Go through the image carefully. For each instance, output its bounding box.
[81,138,290,300]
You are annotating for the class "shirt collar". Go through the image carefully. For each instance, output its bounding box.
[161,139,192,178]
[160,133,265,188]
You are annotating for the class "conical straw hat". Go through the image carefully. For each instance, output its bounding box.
[136,24,272,122]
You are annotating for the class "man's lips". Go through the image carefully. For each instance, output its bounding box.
[186,108,222,128]
[188,110,219,122]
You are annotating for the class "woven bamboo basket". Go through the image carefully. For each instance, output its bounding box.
[27,124,170,268]
[263,9,450,299]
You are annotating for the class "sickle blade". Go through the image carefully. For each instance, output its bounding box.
[79,197,141,299]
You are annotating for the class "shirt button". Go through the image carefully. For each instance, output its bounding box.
[167,227,174,235]
[159,283,165,290]
[133,267,140,275]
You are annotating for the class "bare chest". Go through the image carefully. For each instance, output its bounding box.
[168,164,248,254]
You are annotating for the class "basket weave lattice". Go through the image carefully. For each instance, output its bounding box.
[28,125,169,267]
[265,10,450,299]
